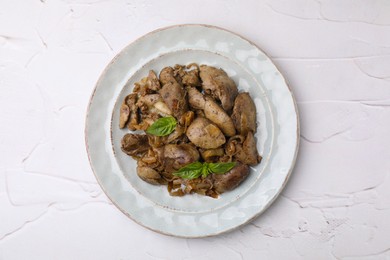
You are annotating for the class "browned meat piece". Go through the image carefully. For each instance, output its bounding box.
[119,93,138,130]
[159,82,188,118]
[178,111,195,131]
[126,94,139,130]
[137,165,163,185]
[136,94,162,129]
[231,92,257,136]
[163,144,200,174]
[204,97,235,136]
[119,102,130,129]
[212,163,249,194]
[182,70,200,87]
[235,131,262,166]
[121,134,149,159]
[146,70,161,91]
[199,148,224,162]
[136,94,161,107]
[187,86,205,110]
[135,93,172,129]
[183,64,201,87]
[159,67,188,118]
[186,117,226,149]
[172,64,185,85]
[173,64,201,87]
[187,87,235,136]
[137,94,172,116]
[199,65,238,112]
[120,81,168,131]
[159,67,176,85]
[133,70,161,96]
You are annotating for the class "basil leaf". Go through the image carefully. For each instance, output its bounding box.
[208,162,236,174]
[146,116,177,136]
[173,162,203,179]
[201,164,210,178]
[174,162,237,180]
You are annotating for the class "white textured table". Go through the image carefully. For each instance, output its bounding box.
[1,1,390,259]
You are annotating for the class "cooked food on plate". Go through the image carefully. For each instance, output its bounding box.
[119,64,261,198]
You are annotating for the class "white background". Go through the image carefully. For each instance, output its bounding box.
[1,0,390,259]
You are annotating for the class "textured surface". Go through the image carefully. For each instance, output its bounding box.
[1,0,390,259]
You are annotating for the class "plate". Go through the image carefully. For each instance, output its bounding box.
[85,24,299,238]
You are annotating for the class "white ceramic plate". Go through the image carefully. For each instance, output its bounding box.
[85,24,299,238]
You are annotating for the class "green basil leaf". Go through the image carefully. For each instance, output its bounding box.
[201,164,210,178]
[173,162,203,179]
[174,162,237,180]
[208,162,236,174]
[146,116,177,136]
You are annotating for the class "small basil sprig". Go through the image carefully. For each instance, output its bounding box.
[174,162,236,179]
[146,116,177,136]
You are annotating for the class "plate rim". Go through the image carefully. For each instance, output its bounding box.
[85,23,300,238]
